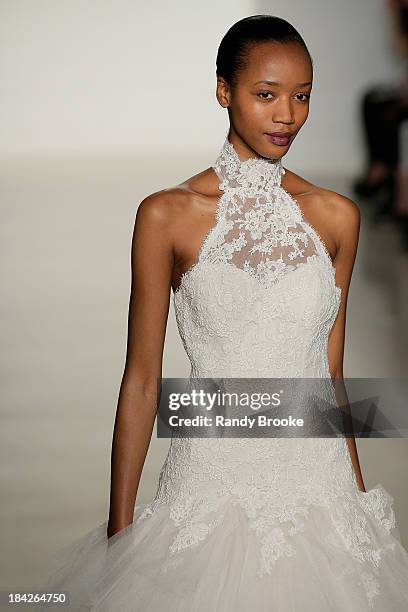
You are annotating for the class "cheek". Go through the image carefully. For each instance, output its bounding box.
[295,105,309,126]
[234,100,265,123]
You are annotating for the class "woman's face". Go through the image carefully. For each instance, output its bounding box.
[217,41,313,160]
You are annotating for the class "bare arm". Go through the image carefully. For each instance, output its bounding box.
[107,192,174,538]
[326,194,366,492]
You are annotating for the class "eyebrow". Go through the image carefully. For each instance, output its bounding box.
[254,80,312,87]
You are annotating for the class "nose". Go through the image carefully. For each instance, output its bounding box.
[272,96,295,124]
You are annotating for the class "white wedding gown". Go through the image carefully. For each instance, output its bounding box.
[37,137,408,611]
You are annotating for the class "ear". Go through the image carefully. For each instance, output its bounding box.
[216,77,231,108]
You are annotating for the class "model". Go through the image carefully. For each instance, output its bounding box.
[38,15,408,611]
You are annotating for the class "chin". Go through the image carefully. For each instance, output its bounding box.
[264,144,290,159]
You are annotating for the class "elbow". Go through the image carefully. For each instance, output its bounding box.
[120,367,161,401]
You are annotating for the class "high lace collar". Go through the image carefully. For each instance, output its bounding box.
[213,137,285,193]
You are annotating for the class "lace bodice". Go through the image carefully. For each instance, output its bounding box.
[136,137,397,609]
[173,137,341,378]
[176,138,340,295]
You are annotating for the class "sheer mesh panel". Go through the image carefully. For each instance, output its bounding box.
[202,140,321,287]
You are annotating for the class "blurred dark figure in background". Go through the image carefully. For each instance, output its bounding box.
[354,0,408,245]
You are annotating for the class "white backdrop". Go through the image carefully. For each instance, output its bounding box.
[0,0,405,173]
[2,2,408,588]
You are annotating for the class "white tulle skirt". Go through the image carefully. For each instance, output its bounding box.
[36,485,408,611]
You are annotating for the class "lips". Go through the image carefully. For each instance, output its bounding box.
[265,132,293,146]
[267,132,293,137]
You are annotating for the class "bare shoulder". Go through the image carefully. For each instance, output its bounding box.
[135,168,219,245]
[313,187,360,234]
[283,168,360,251]
[137,166,216,216]
[320,188,360,225]
[136,187,184,223]
[309,187,361,254]
[285,167,359,213]
[134,189,195,249]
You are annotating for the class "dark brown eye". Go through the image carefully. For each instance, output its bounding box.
[257,92,273,100]
[296,93,311,102]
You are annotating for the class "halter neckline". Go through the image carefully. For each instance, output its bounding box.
[212,137,285,192]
